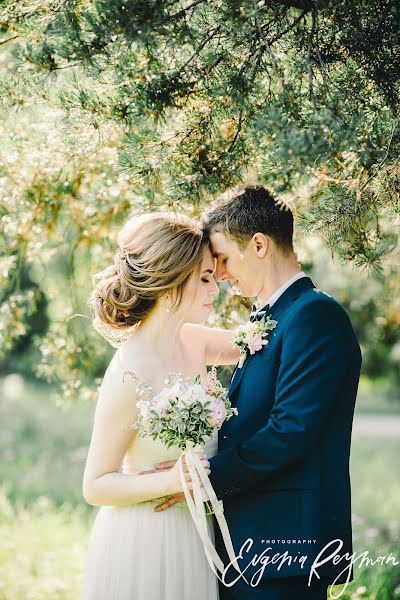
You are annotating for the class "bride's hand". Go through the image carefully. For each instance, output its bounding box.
[154,452,210,475]
[153,491,189,512]
[161,452,211,495]
[137,468,158,475]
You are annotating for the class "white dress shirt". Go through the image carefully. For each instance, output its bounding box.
[258,271,308,309]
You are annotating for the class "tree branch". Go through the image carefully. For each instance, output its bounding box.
[228,109,244,152]
[181,24,222,70]
[307,8,317,111]
[263,9,309,47]
[0,34,19,45]
[169,0,209,20]
[271,0,327,9]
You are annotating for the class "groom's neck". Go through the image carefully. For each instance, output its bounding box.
[257,255,301,307]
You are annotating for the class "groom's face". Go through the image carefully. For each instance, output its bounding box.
[209,230,262,298]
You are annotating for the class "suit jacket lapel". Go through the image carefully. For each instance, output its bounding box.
[228,277,315,399]
[228,344,252,399]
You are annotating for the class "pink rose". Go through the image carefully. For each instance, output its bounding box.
[247,333,267,355]
[151,383,180,416]
[152,395,171,417]
[208,397,227,428]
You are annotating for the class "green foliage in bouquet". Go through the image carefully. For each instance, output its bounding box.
[132,369,238,451]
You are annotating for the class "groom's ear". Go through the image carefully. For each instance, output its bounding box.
[252,232,269,258]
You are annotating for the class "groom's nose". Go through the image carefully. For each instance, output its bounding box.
[215,262,228,281]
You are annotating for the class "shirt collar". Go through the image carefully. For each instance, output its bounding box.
[257,271,308,310]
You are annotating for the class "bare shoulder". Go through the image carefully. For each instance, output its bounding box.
[180,323,207,345]
[95,349,140,425]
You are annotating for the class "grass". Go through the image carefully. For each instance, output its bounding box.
[0,375,399,599]
[0,495,89,600]
[329,433,400,600]
[0,375,95,511]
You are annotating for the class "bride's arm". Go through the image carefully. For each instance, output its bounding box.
[82,351,206,507]
[181,324,240,366]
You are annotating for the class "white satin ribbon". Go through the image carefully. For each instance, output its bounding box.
[178,441,247,585]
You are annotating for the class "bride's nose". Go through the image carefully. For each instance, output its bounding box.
[210,279,219,296]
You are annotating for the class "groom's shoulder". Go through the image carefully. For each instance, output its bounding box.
[290,284,351,326]
[283,286,361,357]
[303,285,341,307]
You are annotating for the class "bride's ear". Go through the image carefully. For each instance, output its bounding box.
[162,293,173,314]
[252,233,269,258]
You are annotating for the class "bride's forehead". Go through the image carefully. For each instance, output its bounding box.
[201,249,216,270]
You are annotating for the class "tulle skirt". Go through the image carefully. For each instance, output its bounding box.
[82,500,220,600]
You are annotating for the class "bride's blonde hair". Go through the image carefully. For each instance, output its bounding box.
[88,211,207,346]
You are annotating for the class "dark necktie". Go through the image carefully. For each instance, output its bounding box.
[249,303,270,322]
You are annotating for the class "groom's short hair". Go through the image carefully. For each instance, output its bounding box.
[202,185,294,255]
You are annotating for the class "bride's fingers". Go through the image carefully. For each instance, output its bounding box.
[182,458,210,472]
[187,481,205,490]
[137,468,158,475]
[184,469,211,486]
[182,467,210,481]
[154,460,177,469]
[154,496,181,511]
[182,452,206,462]
[154,455,207,470]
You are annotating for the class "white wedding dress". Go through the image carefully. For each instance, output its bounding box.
[81,417,220,600]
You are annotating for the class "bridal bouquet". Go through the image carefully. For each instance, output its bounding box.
[133,366,237,450]
[132,366,237,514]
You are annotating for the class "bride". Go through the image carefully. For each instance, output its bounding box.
[81,211,240,600]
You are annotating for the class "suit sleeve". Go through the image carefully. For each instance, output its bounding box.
[208,298,360,498]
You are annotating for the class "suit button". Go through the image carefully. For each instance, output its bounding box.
[222,435,227,439]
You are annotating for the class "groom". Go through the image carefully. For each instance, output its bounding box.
[198,185,362,599]
[156,185,362,599]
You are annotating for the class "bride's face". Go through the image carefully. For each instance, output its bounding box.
[178,247,219,323]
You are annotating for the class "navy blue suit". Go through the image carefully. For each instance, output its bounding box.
[208,277,362,597]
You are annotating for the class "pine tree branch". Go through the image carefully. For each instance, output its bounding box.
[272,0,327,9]
[360,117,400,192]
[263,9,309,46]
[169,0,209,20]
[0,34,19,45]
[313,9,329,88]
[52,62,80,70]
[253,4,278,71]
[227,109,244,152]
[181,24,222,70]
[307,9,317,111]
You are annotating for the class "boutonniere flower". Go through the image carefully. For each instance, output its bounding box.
[233,315,278,368]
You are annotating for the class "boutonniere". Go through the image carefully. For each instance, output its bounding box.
[233,315,278,368]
